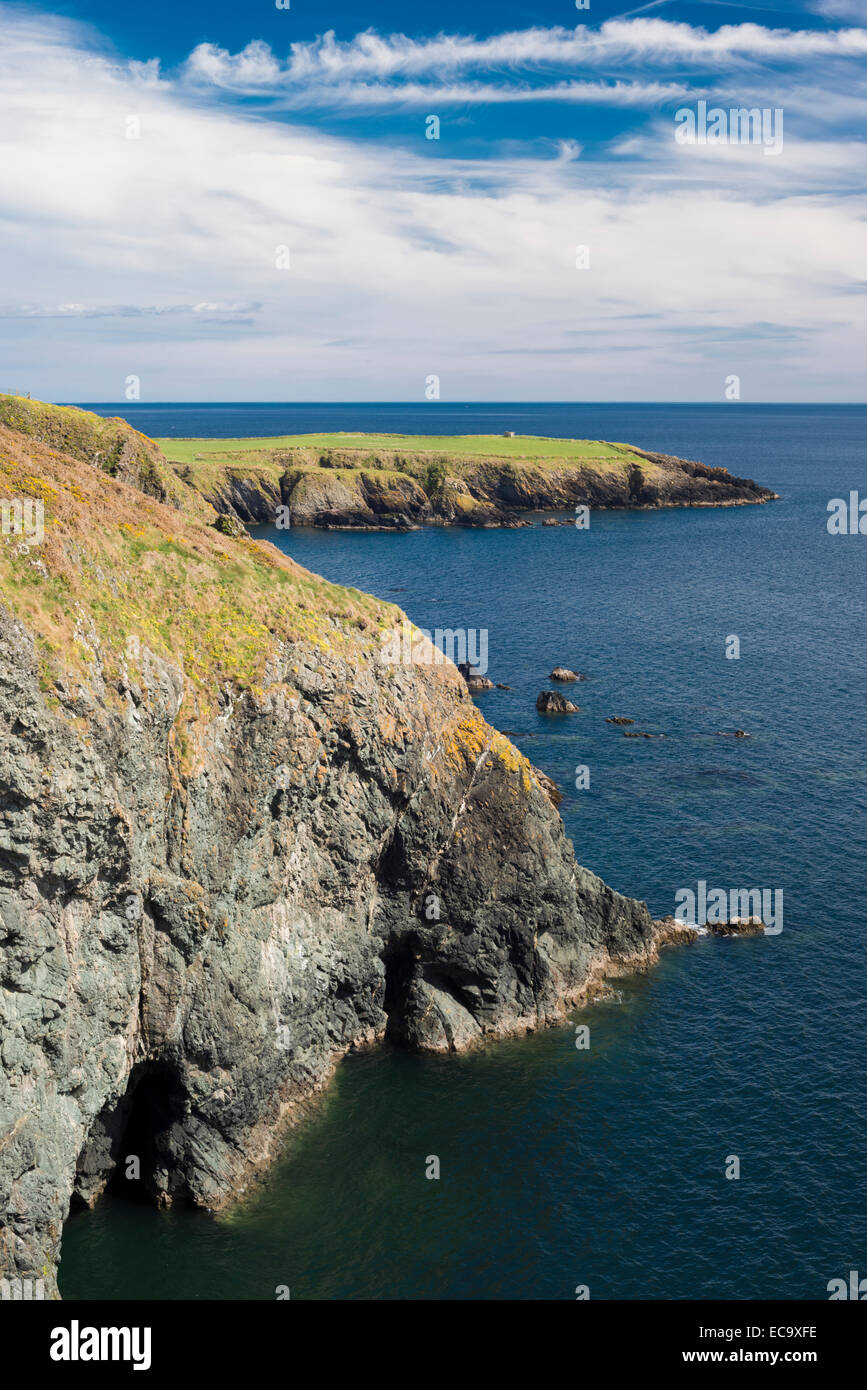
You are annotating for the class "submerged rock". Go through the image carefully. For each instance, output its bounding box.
[606,716,635,725]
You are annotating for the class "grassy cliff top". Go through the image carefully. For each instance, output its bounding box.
[0,406,398,718]
[158,432,640,460]
[158,432,647,467]
[157,432,654,499]
[0,393,194,509]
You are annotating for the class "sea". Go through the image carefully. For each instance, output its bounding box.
[59,403,867,1300]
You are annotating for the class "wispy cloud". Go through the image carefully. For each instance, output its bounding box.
[810,1,867,20]
[183,20,867,98]
[0,302,261,319]
[203,77,696,112]
[0,6,864,401]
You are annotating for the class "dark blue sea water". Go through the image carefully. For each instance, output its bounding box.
[61,404,867,1300]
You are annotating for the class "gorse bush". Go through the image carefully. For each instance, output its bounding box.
[422,460,448,495]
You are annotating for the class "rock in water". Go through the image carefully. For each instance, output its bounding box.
[536,690,579,713]
[606,716,635,725]
[707,918,765,937]
[653,916,700,946]
[550,667,584,682]
[457,662,494,692]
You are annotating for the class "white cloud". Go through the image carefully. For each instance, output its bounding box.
[0,302,261,319]
[0,7,864,402]
[182,20,867,98]
[210,77,695,112]
[811,1,867,21]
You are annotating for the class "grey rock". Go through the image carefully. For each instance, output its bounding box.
[706,918,764,937]
[213,514,249,539]
[0,602,673,1298]
[536,691,579,713]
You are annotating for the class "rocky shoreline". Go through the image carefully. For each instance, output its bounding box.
[168,440,778,530]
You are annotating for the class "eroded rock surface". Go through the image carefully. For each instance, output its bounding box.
[0,601,681,1298]
[187,442,779,529]
[536,691,580,713]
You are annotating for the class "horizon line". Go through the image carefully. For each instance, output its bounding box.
[60,399,867,408]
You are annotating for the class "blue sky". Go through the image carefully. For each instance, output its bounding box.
[1,0,864,400]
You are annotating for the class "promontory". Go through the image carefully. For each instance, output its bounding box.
[154,425,778,529]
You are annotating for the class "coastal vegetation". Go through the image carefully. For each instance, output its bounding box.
[0,398,393,715]
[154,427,778,528]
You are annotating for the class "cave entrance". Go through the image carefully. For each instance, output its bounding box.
[73,1059,190,1210]
[107,1061,187,1205]
[382,932,419,1048]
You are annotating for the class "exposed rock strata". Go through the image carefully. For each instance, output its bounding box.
[189,443,779,529]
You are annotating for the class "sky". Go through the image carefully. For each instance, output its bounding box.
[0,0,864,402]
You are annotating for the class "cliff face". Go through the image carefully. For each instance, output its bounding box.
[0,404,690,1299]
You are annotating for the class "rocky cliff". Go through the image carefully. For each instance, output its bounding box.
[0,402,693,1299]
[165,435,778,529]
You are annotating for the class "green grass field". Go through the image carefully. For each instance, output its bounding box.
[156,432,636,466]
